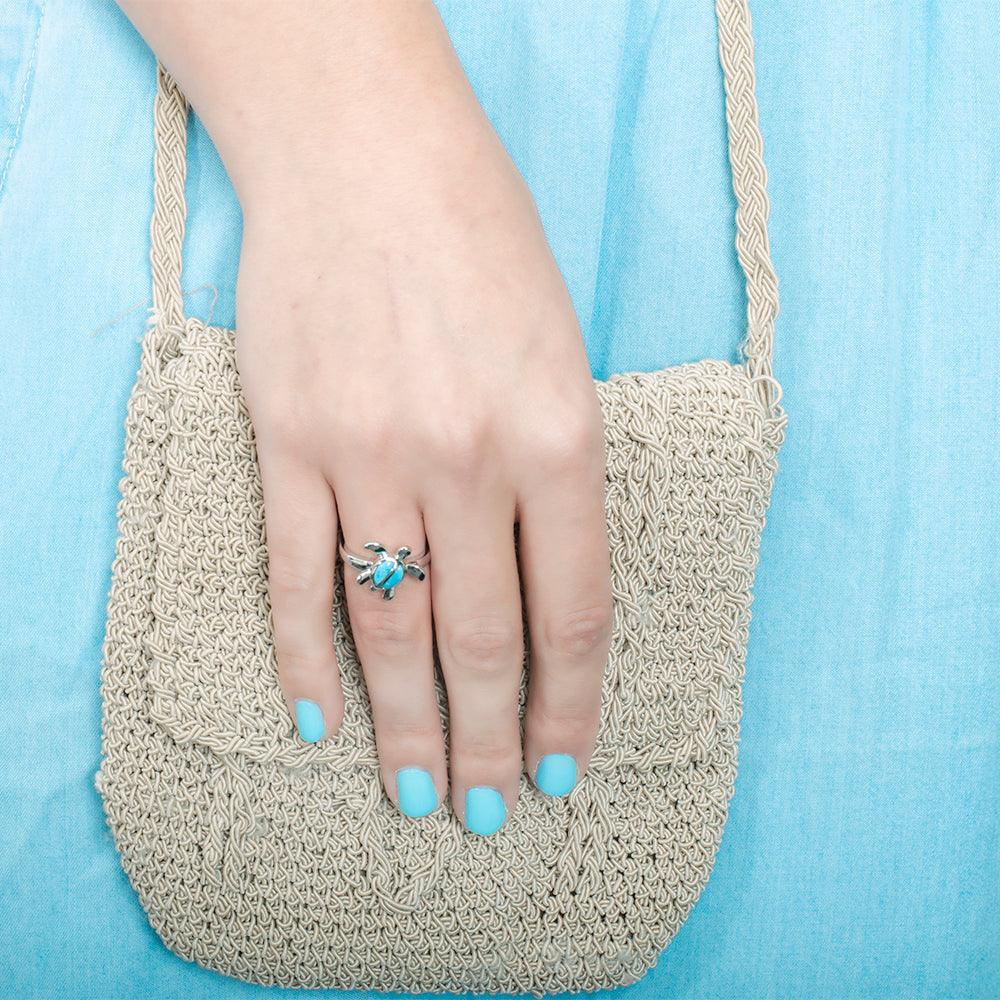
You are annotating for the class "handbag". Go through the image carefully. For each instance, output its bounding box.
[98,0,785,992]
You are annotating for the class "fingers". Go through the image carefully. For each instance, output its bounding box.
[518,418,612,799]
[258,398,609,833]
[336,481,446,819]
[258,453,344,744]
[425,485,523,837]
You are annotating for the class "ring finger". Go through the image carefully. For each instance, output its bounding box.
[336,483,445,820]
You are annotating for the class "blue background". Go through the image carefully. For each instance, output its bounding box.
[1,1,997,997]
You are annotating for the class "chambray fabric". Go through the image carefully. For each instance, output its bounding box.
[0,1,997,998]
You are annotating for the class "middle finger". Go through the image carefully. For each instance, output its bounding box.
[425,484,523,837]
[337,481,446,821]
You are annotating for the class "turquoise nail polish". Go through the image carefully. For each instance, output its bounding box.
[294,699,325,743]
[465,787,507,837]
[396,768,438,818]
[536,754,577,797]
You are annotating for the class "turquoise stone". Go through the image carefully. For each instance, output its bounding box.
[372,557,393,586]
[373,557,405,590]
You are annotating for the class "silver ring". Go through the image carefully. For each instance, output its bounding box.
[339,540,430,601]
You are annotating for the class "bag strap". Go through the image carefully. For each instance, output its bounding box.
[149,0,780,409]
[149,60,188,333]
[715,0,780,410]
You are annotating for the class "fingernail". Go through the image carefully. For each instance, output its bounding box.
[294,699,325,743]
[535,754,577,797]
[465,787,507,837]
[396,768,438,818]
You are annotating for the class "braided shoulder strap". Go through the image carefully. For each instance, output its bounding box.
[149,61,187,334]
[716,0,780,410]
[149,0,779,408]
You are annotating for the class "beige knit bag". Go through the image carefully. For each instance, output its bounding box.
[98,0,784,992]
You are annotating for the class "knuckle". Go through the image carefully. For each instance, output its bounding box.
[251,391,308,446]
[276,648,330,687]
[379,717,440,745]
[544,604,613,659]
[529,700,598,739]
[453,734,520,769]
[444,615,521,667]
[267,560,326,606]
[430,420,492,479]
[351,604,418,655]
[533,411,603,475]
[349,417,397,464]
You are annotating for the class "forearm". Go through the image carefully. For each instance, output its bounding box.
[115,0,508,214]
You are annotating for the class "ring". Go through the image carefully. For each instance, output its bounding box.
[339,540,430,601]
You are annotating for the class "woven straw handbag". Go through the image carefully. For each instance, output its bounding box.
[97,0,784,992]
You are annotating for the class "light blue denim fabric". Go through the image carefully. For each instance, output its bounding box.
[1,2,997,998]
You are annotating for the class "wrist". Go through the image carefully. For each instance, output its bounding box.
[229,93,500,226]
[122,0,499,217]
[189,5,497,217]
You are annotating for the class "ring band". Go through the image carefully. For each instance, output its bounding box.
[339,540,430,601]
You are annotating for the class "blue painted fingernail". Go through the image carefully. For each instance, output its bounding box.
[294,699,325,743]
[396,768,438,818]
[536,754,577,797]
[465,787,507,836]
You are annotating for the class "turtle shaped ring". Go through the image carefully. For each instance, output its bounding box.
[340,541,430,601]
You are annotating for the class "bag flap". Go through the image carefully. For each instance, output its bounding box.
[141,319,781,773]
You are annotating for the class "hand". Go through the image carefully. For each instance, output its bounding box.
[117,0,612,835]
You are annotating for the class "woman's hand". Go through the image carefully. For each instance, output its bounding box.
[117,0,611,835]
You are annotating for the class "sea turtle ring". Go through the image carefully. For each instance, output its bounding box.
[339,540,430,601]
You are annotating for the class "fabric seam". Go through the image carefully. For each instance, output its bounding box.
[0,1,45,206]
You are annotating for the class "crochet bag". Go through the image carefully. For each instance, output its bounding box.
[98,0,785,992]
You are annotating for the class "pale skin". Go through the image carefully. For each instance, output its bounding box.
[117,0,612,834]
